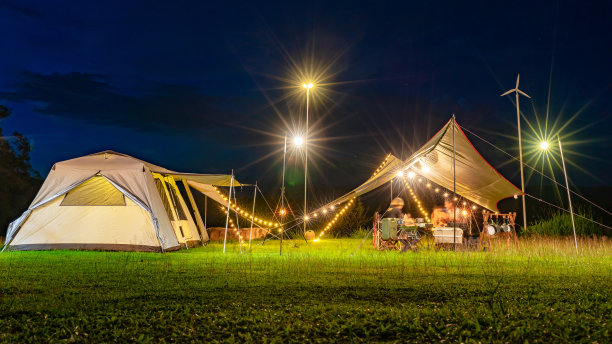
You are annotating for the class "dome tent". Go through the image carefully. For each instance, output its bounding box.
[2,151,239,252]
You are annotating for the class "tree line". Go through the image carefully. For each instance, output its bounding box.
[0,104,42,238]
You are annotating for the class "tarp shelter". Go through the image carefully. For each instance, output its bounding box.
[3,151,241,252]
[314,117,522,213]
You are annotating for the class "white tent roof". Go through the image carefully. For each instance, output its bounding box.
[314,117,522,212]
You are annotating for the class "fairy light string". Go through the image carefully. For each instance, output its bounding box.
[316,197,356,240]
[214,186,280,230]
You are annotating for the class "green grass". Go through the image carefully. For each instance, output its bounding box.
[1,237,611,343]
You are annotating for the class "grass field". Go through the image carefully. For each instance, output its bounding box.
[1,237,611,343]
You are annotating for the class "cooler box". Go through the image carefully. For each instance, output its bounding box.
[381,218,399,240]
[433,227,463,244]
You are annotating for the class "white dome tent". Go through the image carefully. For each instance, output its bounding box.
[2,151,240,252]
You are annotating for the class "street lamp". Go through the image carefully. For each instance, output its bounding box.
[293,136,304,147]
[540,138,578,253]
[301,82,314,238]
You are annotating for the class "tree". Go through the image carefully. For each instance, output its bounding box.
[0,104,42,238]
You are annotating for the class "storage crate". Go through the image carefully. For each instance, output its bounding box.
[433,227,463,244]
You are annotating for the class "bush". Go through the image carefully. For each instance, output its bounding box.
[526,208,606,237]
[327,199,371,238]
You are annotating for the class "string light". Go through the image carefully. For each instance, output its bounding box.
[222,208,244,246]
[215,186,280,230]
[371,153,392,178]
[403,178,431,223]
[317,198,356,240]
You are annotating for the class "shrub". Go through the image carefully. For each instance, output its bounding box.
[526,208,606,237]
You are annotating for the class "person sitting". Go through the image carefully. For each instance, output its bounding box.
[383,197,404,219]
[402,212,415,226]
[431,201,448,227]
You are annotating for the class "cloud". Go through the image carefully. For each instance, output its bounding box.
[0,1,42,18]
[0,71,239,136]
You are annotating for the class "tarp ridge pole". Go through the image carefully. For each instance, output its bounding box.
[223,171,234,254]
[452,115,457,251]
[558,137,578,254]
[249,181,257,249]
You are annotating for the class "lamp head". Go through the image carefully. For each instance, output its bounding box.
[539,141,550,150]
[293,136,304,146]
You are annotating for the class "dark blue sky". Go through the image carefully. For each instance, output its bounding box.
[1,0,611,202]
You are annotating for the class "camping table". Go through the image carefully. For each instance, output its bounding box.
[397,225,422,252]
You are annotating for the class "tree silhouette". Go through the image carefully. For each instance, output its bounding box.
[0,104,42,238]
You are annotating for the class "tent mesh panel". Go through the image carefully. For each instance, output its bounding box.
[60,176,125,206]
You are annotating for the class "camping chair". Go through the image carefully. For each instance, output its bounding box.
[373,214,401,251]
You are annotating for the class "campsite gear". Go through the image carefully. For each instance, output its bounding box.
[3,151,240,252]
[304,230,316,240]
[398,228,423,252]
[479,212,518,250]
[381,218,399,240]
[374,216,423,252]
[374,218,400,251]
[502,217,513,232]
[487,223,497,236]
[433,227,463,245]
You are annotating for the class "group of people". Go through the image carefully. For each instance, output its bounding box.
[384,197,468,227]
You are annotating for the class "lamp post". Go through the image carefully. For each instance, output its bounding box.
[301,82,313,237]
[540,138,578,254]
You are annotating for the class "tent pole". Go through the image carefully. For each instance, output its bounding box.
[164,177,189,249]
[558,137,578,254]
[304,87,309,241]
[452,115,457,251]
[281,135,287,255]
[182,180,207,244]
[232,180,241,254]
[223,172,234,254]
[204,196,207,231]
[249,181,257,249]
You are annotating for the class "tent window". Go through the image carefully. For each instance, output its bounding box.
[61,176,125,206]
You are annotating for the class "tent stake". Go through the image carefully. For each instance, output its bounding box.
[223,172,234,254]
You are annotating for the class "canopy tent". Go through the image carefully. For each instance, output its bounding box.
[313,117,522,213]
[3,151,240,252]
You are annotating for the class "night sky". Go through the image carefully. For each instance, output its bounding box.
[1,0,611,205]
